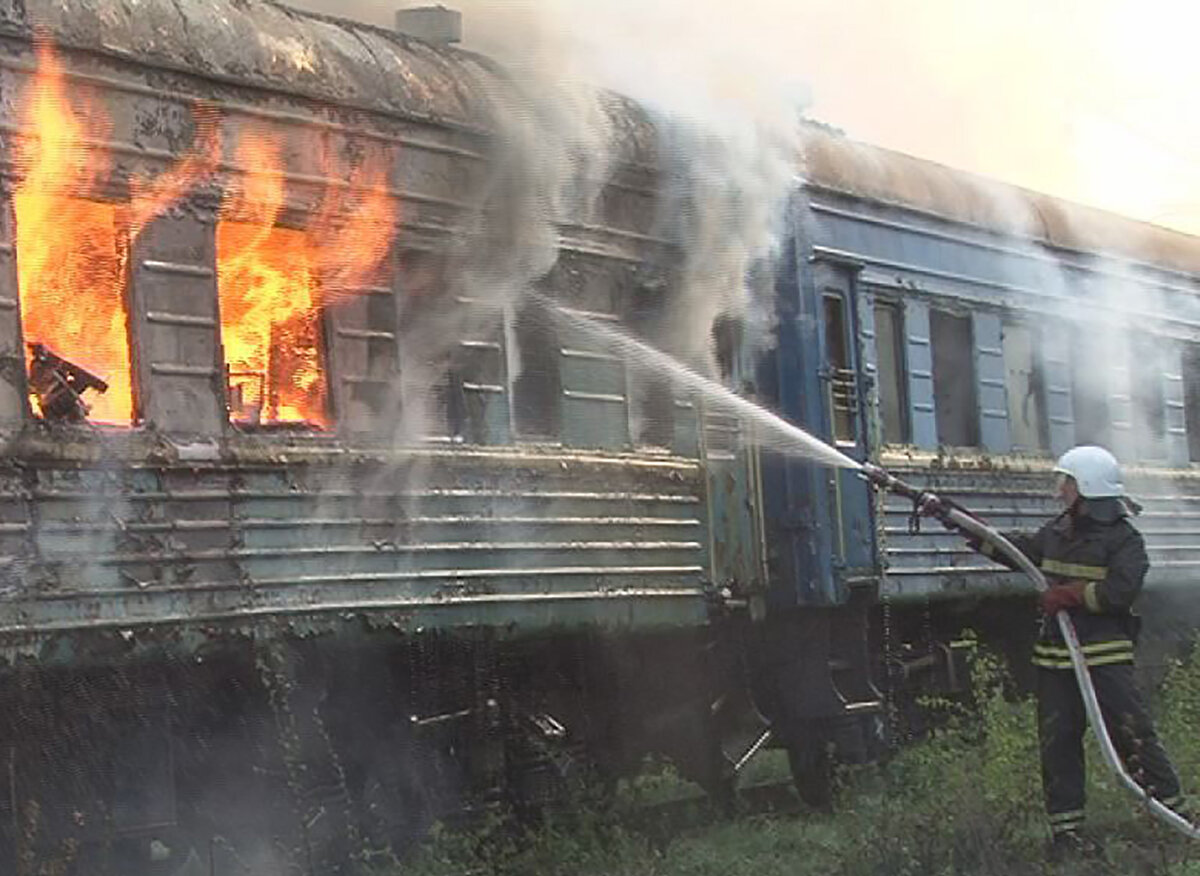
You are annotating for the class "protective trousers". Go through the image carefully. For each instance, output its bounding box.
[1037,664,1184,836]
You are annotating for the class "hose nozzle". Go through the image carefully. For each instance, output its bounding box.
[859,462,959,532]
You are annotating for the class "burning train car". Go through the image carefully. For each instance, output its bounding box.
[1,0,1200,874]
[0,2,790,873]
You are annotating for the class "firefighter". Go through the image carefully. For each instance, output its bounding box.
[968,445,1186,857]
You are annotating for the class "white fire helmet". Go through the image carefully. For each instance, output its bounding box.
[1053,445,1124,499]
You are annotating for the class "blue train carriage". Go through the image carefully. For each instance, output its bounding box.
[794,123,1200,699]
[0,2,770,871]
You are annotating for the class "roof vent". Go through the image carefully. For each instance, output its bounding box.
[395,6,462,45]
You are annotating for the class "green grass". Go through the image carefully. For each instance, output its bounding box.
[384,642,1200,876]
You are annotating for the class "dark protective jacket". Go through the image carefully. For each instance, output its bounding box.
[978,497,1146,669]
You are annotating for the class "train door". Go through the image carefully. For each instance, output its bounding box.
[814,259,877,585]
[758,243,876,607]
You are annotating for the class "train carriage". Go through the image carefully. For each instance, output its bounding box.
[0,0,1197,873]
[0,2,770,871]
[791,124,1200,686]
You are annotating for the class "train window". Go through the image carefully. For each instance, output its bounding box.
[930,309,979,447]
[510,299,561,440]
[1184,345,1200,462]
[1132,338,1166,459]
[873,300,909,444]
[1002,322,1047,451]
[627,290,675,450]
[216,222,330,429]
[823,293,856,443]
[14,195,134,425]
[1070,331,1110,448]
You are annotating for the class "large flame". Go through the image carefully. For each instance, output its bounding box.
[13,39,132,423]
[216,136,398,428]
[217,134,328,426]
[13,40,399,430]
[310,146,398,302]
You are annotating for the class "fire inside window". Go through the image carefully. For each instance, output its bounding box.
[216,222,329,428]
[14,195,133,424]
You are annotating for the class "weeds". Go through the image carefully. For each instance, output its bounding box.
[393,641,1200,876]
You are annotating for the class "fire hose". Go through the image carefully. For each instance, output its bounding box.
[860,463,1200,840]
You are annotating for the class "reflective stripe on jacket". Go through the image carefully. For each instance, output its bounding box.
[979,497,1146,670]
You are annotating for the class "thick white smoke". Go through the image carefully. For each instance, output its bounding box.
[283,0,808,371]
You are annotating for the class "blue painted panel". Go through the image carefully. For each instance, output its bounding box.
[756,227,839,607]
[903,300,937,449]
[1042,338,1075,456]
[972,312,1010,453]
[858,289,879,450]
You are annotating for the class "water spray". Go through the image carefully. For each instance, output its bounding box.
[544,296,1197,839]
[530,291,859,471]
[859,464,1200,841]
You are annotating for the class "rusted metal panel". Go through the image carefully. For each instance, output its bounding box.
[130,212,225,435]
[0,0,497,132]
[326,247,401,436]
[0,449,709,644]
[703,413,764,594]
[0,192,25,428]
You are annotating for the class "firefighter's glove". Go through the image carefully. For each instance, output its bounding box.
[963,534,984,553]
[1039,580,1087,616]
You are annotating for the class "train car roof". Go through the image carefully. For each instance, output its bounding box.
[801,123,1200,279]
[7,0,1193,278]
[0,0,502,132]
[1,0,660,164]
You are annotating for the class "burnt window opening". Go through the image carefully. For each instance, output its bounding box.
[1184,345,1200,463]
[873,300,909,445]
[15,195,134,424]
[930,309,979,448]
[823,293,857,444]
[394,250,500,445]
[1002,321,1048,452]
[443,308,508,446]
[712,312,741,382]
[1132,337,1166,459]
[510,299,562,440]
[626,282,676,449]
[216,222,330,430]
[1070,330,1110,448]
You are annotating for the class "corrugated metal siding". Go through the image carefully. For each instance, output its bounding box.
[877,460,1200,599]
[0,449,709,639]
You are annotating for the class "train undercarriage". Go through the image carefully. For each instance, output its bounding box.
[0,589,899,876]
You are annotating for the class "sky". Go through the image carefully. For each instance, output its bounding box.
[283,0,1200,235]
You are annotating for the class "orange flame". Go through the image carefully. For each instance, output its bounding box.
[309,146,398,302]
[217,133,328,426]
[14,40,399,430]
[13,38,132,424]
